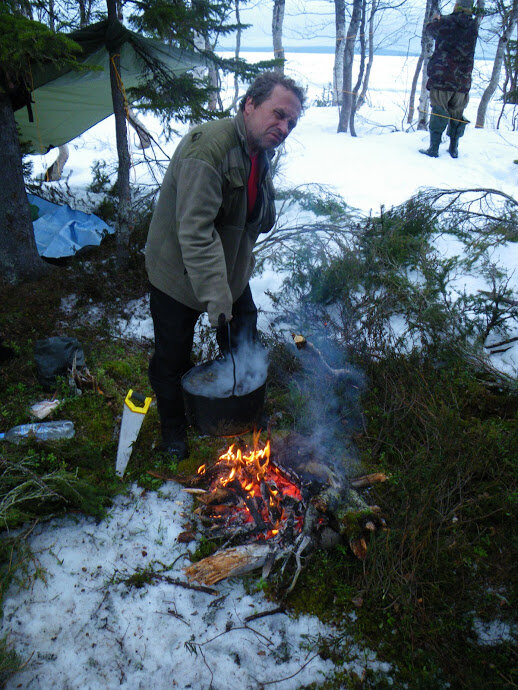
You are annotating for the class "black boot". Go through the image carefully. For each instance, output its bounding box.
[447,119,468,159]
[419,132,442,158]
[156,397,188,461]
[419,106,449,158]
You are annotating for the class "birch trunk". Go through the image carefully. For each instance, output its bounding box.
[45,144,69,181]
[357,0,377,110]
[337,0,362,132]
[476,0,518,127]
[272,0,286,73]
[349,0,367,135]
[333,0,346,106]
[232,0,242,111]
[417,0,440,130]
[407,54,424,124]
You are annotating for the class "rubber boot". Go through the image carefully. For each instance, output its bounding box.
[156,396,188,461]
[447,119,468,159]
[419,106,449,158]
[419,131,442,158]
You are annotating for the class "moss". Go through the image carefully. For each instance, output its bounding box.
[189,536,219,563]
[0,635,20,687]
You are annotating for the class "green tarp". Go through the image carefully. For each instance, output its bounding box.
[14,20,204,153]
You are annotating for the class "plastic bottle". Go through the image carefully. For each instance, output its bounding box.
[0,420,75,443]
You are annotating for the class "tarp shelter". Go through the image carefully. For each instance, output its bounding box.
[14,19,204,153]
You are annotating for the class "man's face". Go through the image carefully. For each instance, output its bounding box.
[243,84,302,154]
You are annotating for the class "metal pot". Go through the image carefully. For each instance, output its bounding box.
[181,360,266,436]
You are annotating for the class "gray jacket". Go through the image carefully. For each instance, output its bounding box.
[145,110,276,326]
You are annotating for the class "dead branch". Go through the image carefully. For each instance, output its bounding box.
[293,334,356,382]
[244,606,286,623]
[350,472,387,488]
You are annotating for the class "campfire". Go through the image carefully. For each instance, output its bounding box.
[182,432,386,587]
[194,433,305,543]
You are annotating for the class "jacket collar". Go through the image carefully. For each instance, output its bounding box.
[234,109,249,153]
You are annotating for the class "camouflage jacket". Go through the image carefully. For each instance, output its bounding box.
[426,12,478,93]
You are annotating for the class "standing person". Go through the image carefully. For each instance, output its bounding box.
[145,72,304,461]
[420,0,478,158]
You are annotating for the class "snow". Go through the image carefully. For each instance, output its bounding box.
[2,483,389,688]
[473,618,517,646]
[3,50,517,686]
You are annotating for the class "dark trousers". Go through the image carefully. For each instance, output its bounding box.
[148,283,258,443]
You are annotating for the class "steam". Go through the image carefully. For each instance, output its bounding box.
[182,339,268,398]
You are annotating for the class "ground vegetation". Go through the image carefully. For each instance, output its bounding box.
[0,178,516,686]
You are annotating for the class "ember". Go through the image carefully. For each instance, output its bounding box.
[195,433,305,541]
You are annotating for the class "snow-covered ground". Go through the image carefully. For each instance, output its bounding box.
[3,51,517,687]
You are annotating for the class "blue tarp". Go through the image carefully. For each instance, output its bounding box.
[29,194,114,259]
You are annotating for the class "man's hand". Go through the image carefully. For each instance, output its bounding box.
[432,12,441,21]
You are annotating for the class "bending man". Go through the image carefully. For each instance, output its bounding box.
[420,0,478,159]
[145,72,304,461]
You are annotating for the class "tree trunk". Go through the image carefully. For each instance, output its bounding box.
[408,0,438,127]
[417,0,440,130]
[205,36,222,111]
[350,0,367,135]
[0,93,49,284]
[476,0,518,128]
[337,0,362,132]
[107,1,132,261]
[78,0,95,27]
[407,54,424,124]
[333,0,346,106]
[272,0,286,73]
[357,0,378,110]
[232,0,242,112]
[45,144,69,181]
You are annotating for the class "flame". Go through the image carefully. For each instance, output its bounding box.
[202,436,303,539]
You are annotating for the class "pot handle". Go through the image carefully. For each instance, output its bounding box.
[219,313,237,397]
[227,322,237,397]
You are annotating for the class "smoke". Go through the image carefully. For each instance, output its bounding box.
[289,330,365,477]
[182,339,268,399]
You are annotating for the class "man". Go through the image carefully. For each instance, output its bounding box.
[145,72,304,460]
[420,0,478,159]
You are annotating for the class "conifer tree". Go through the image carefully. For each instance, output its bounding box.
[0,5,82,283]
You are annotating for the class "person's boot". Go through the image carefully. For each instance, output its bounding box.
[419,131,442,157]
[447,118,468,159]
[156,397,188,462]
[419,106,449,158]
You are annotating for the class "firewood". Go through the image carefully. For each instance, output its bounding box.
[350,472,387,488]
[194,486,234,505]
[184,543,287,586]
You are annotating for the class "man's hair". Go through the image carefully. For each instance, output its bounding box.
[239,71,306,111]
